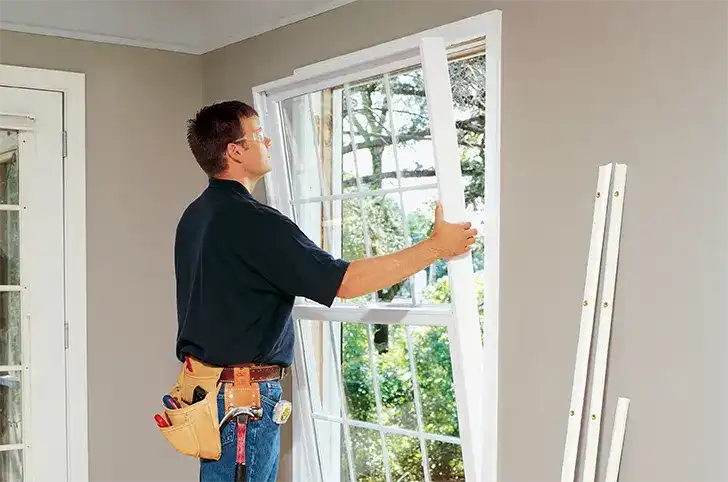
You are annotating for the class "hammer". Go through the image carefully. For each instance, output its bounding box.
[220,406,263,482]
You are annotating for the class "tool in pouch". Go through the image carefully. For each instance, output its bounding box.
[223,365,264,482]
[155,357,224,460]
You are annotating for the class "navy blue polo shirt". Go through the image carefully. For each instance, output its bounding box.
[174,178,349,367]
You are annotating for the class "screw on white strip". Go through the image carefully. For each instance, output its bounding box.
[561,163,613,482]
[581,163,627,482]
[604,397,630,482]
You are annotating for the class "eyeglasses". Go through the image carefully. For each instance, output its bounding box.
[233,128,266,144]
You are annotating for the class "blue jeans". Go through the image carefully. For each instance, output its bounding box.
[200,381,282,482]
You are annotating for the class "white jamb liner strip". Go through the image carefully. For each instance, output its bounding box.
[366,324,394,482]
[581,163,628,482]
[560,163,613,482]
[604,397,630,482]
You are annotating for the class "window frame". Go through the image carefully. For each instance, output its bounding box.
[252,10,501,482]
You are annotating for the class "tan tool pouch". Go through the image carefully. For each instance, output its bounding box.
[157,357,223,460]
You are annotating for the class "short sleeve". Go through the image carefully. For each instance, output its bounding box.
[225,202,349,307]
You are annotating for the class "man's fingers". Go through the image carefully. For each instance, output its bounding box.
[466,228,478,237]
[434,203,443,223]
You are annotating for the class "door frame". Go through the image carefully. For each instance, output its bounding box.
[0,64,88,482]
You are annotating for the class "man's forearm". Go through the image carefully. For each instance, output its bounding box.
[337,239,442,300]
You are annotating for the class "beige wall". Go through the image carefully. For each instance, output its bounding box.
[0,0,726,480]
[0,31,204,481]
[203,1,728,481]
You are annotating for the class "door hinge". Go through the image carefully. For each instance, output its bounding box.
[64,321,69,349]
[62,130,68,158]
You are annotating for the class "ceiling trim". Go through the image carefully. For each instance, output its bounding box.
[0,21,203,54]
[198,0,358,54]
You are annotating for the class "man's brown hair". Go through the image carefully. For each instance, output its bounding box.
[186,101,258,176]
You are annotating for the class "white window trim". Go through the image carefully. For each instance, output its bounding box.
[252,9,501,482]
[0,64,88,482]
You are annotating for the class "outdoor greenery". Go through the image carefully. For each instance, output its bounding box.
[337,54,486,481]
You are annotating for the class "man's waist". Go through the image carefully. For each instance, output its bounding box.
[218,363,287,383]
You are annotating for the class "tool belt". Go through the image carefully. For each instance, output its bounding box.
[156,356,286,461]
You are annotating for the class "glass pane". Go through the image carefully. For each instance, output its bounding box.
[0,211,19,286]
[387,68,435,178]
[372,324,417,431]
[413,326,459,437]
[297,319,343,417]
[350,426,384,482]
[341,322,376,424]
[0,370,22,445]
[426,440,464,482]
[0,448,23,482]
[280,91,337,202]
[448,52,487,333]
[386,433,425,482]
[342,78,386,193]
[0,292,21,366]
[313,419,349,482]
[0,130,19,205]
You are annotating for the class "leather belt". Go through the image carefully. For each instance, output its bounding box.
[219,364,286,383]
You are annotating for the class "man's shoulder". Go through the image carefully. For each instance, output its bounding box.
[218,193,292,226]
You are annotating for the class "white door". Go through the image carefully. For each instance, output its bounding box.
[255,22,499,480]
[0,86,67,482]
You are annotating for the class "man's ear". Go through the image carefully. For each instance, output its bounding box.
[226,142,243,161]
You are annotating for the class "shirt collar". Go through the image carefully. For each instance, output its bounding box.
[208,178,253,199]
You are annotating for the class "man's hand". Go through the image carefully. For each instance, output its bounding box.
[429,202,478,259]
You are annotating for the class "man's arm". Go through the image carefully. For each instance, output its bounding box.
[337,203,477,300]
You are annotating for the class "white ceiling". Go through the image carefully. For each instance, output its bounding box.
[0,0,356,54]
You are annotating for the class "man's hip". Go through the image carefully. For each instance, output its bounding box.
[155,356,291,481]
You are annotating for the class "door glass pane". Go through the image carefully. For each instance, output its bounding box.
[0,211,20,286]
[0,292,21,366]
[0,448,23,482]
[0,130,19,205]
[0,370,22,445]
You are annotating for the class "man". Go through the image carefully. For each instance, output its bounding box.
[175,100,477,481]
